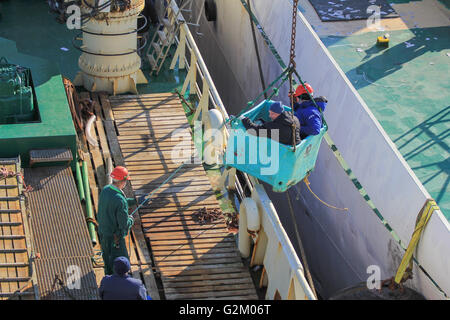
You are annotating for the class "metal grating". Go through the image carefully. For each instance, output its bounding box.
[29,148,73,165]
[34,257,98,300]
[24,166,98,300]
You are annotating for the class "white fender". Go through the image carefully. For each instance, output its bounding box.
[85,115,99,147]
[247,198,261,234]
[203,109,224,145]
[239,197,259,258]
[105,155,113,186]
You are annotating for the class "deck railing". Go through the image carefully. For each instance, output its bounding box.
[161,0,316,300]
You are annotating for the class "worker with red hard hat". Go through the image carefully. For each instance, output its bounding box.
[294,83,314,98]
[97,166,136,275]
[292,83,327,139]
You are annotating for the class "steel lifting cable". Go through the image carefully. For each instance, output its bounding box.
[129,160,189,217]
[286,191,318,299]
[247,0,267,99]
[288,0,299,151]
[239,0,325,123]
[289,69,296,151]
[222,68,291,129]
[285,0,318,299]
[125,160,190,255]
[238,68,290,117]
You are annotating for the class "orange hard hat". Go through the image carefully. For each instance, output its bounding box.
[294,83,314,97]
[110,166,131,181]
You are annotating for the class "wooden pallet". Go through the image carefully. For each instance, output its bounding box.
[0,159,34,300]
[107,92,258,300]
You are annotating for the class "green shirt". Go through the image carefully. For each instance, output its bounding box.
[97,184,135,238]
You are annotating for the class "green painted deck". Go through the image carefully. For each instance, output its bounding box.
[0,37,77,167]
[1,0,447,218]
[321,27,450,218]
[0,0,186,167]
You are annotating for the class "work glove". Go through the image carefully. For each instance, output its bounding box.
[127,215,134,228]
[240,116,251,126]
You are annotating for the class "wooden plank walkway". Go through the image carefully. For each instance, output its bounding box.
[78,91,160,300]
[108,92,258,300]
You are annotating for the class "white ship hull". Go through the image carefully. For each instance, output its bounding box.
[182,0,450,299]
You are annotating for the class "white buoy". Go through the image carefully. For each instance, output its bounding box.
[203,109,225,165]
[238,197,259,258]
[73,0,148,95]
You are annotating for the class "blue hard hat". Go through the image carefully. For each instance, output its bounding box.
[269,101,283,114]
[113,256,130,275]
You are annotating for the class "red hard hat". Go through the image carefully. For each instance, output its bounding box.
[294,83,314,97]
[110,166,131,181]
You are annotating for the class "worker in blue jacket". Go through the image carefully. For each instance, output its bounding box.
[97,166,135,275]
[292,83,327,139]
[99,256,148,300]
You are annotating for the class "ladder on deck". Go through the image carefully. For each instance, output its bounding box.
[146,0,186,76]
[0,157,35,300]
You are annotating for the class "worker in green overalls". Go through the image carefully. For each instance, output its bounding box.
[97,166,136,275]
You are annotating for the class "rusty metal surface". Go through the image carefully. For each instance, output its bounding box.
[24,166,98,300]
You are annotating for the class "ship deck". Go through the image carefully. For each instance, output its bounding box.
[97,92,258,299]
[296,0,450,217]
[0,0,259,299]
[0,0,447,299]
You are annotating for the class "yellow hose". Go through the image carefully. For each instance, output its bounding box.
[303,176,348,211]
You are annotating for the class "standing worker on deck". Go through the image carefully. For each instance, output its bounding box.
[97,166,136,275]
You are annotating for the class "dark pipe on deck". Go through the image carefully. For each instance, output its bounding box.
[75,160,85,202]
[82,160,97,245]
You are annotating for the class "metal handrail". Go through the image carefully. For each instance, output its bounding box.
[167,0,315,300]
[73,30,148,56]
